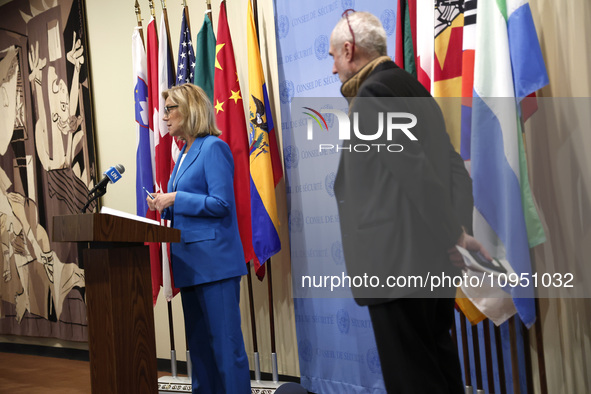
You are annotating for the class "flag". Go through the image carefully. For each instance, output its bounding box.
[416,0,433,91]
[395,0,417,76]
[156,13,175,196]
[132,28,152,219]
[172,9,194,159]
[157,14,178,302]
[433,1,464,98]
[194,13,216,103]
[215,1,254,264]
[507,0,548,249]
[507,0,548,101]
[455,0,488,324]
[176,10,195,85]
[468,0,548,328]
[433,2,465,154]
[247,1,282,278]
[460,0,477,161]
[146,17,163,305]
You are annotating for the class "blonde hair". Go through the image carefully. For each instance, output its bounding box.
[162,83,221,138]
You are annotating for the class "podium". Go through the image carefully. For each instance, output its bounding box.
[52,213,180,393]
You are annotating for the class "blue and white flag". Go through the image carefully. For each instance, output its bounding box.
[468,0,548,328]
[132,27,152,218]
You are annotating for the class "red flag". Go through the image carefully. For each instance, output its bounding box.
[214,2,255,264]
[157,14,179,301]
[395,0,404,68]
[146,17,163,304]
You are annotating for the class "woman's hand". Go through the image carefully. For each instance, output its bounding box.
[146,192,177,214]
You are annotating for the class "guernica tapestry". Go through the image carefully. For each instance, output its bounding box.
[0,0,97,341]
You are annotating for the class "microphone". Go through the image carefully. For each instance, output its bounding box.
[88,164,125,195]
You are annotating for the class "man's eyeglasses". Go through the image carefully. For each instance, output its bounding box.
[164,105,179,115]
[342,9,356,60]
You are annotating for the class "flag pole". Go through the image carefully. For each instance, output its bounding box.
[252,0,279,382]
[509,317,521,394]
[134,0,145,47]
[247,264,262,381]
[494,324,508,393]
[148,0,158,37]
[252,0,260,43]
[160,0,176,79]
[470,324,484,393]
[528,249,548,394]
[183,0,192,33]
[206,0,212,24]
[266,257,279,382]
[166,298,178,378]
[483,320,496,394]
[459,312,472,392]
[148,0,156,19]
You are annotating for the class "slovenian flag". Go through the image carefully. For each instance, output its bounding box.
[132,27,152,219]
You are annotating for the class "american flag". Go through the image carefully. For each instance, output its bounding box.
[177,10,195,84]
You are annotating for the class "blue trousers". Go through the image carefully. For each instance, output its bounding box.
[180,277,251,394]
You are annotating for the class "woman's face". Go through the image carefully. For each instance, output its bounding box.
[163,97,183,138]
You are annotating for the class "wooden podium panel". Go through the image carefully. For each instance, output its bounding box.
[52,212,180,243]
[52,213,180,394]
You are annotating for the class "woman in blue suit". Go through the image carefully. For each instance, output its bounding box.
[147,83,250,394]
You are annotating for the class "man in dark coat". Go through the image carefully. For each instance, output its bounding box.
[330,10,490,394]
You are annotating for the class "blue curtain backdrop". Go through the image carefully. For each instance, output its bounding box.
[273,1,397,392]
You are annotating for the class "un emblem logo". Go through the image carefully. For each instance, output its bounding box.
[280,79,295,104]
[320,104,335,129]
[331,241,344,265]
[276,15,290,39]
[314,35,329,61]
[299,339,314,363]
[336,309,350,334]
[284,145,299,169]
[289,209,304,233]
[381,9,396,36]
[341,0,355,11]
[366,347,382,374]
[325,172,336,197]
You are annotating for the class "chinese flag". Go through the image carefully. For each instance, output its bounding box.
[214,1,255,264]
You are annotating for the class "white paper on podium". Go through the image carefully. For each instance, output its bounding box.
[100,206,160,226]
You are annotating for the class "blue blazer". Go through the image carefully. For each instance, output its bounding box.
[161,135,247,287]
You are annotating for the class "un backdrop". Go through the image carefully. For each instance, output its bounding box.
[274,1,397,392]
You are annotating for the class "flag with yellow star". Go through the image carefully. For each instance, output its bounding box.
[214,0,254,265]
[247,0,282,278]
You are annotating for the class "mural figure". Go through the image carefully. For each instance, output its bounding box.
[29,32,86,182]
[0,167,85,322]
[0,0,94,341]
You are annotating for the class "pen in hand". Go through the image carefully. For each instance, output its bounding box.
[143,187,155,200]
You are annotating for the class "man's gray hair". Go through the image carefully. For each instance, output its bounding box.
[331,11,387,57]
